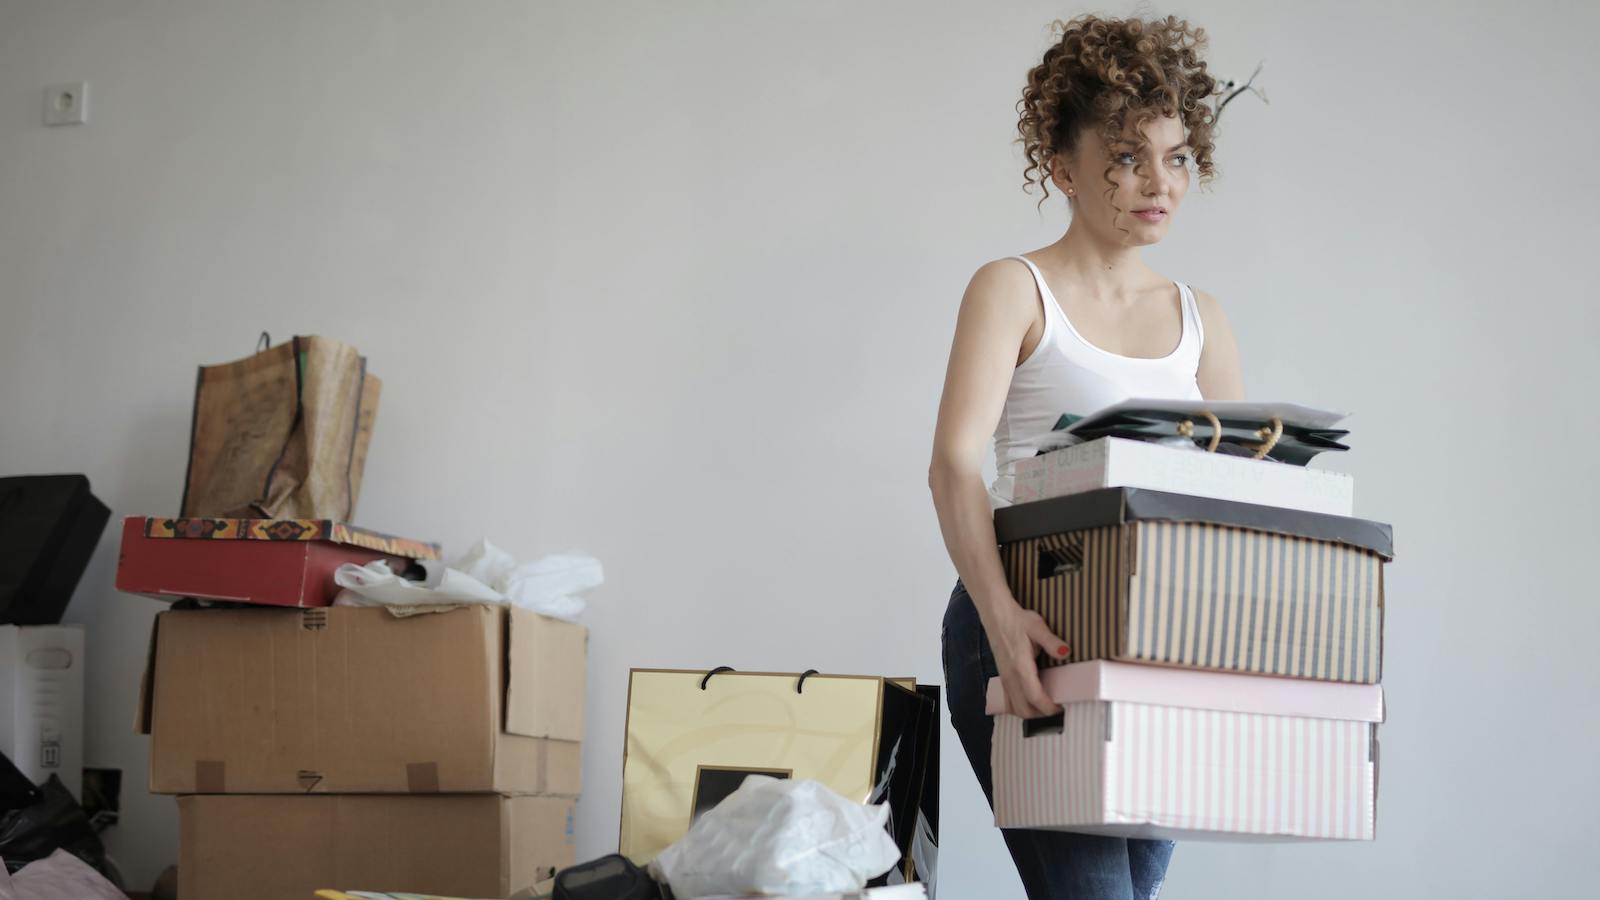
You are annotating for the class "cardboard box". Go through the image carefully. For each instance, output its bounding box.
[620,669,937,883]
[179,793,575,899]
[140,605,585,794]
[996,487,1392,683]
[115,515,439,608]
[0,625,84,798]
[1012,437,1355,516]
[987,662,1382,840]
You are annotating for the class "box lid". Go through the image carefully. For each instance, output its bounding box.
[136,515,440,559]
[993,486,1393,559]
[985,661,1385,722]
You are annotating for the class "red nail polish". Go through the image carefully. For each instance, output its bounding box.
[1058,644,1070,656]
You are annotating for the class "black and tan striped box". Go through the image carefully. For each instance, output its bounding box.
[995,487,1393,683]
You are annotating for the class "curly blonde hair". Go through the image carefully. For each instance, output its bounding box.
[1018,14,1220,209]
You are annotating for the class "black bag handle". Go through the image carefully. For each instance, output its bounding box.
[699,666,735,690]
[796,669,820,694]
[698,667,823,694]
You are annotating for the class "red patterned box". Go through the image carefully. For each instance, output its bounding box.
[115,516,439,608]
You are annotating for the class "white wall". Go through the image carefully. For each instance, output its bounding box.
[2,1,1596,896]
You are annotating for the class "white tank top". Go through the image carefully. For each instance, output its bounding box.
[990,255,1205,507]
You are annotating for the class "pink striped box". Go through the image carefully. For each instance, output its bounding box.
[986,661,1383,841]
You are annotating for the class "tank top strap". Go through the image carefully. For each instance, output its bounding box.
[1177,282,1205,355]
[1010,255,1062,334]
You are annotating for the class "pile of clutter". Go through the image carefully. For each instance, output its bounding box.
[112,336,599,899]
[33,334,938,899]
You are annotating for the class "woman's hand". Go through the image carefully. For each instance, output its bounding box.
[982,598,1071,719]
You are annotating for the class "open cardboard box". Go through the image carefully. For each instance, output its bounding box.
[138,604,585,794]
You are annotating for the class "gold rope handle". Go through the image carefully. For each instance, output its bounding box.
[1249,416,1284,459]
[1176,411,1223,453]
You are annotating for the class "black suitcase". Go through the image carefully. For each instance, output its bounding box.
[0,475,110,625]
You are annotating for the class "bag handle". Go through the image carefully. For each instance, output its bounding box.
[1249,416,1284,459]
[697,666,823,695]
[796,669,820,694]
[1177,411,1285,459]
[699,666,735,690]
[1176,410,1223,452]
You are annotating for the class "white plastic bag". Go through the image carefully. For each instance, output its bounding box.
[333,539,600,621]
[649,777,901,899]
[501,553,602,620]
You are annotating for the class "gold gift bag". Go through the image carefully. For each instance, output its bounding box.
[619,668,936,884]
[180,334,381,521]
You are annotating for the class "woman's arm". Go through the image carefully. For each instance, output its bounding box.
[929,260,1070,719]
[1194,288,1245,401]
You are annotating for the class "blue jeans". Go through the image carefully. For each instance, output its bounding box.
[942,580,1175,899]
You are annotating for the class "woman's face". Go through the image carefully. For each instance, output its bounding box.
[1053,113,1193,245]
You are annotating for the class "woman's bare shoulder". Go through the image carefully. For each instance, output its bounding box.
[962,257,1039,318]
[1188,286,1235,331]
[1190,285,1224,310]
[969,256,1035,291]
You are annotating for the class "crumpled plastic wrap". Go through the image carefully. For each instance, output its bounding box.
[333,539,600,621]
[649,777,901,899]
[0,849,126,900]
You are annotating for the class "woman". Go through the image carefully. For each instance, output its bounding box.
[928,14,1245,899]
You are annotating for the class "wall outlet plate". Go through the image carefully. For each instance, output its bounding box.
[44,82,88,126]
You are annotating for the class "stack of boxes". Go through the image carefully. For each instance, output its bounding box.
[117,515,588,897]
[987,433,1390,840]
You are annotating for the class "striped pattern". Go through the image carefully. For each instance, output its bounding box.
[991,702,1105,828]
[999,526,1130,668]
[1128,522,1382,682]
[993,701,1375,840]
[1002,522,1383,683]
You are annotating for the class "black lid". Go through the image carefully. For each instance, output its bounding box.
[994,487,1394,559]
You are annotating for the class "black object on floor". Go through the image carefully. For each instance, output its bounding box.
[0,750,42,813]
[553,854,666,900]
[81,767,122,833]
[0,474,110,625]
[0,772,122,886]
